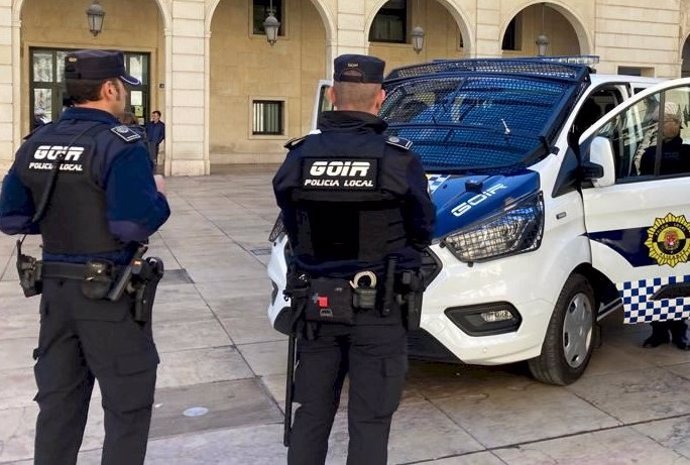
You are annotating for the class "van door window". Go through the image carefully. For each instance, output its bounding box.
[572,86,624,140]
[594,86,690,181]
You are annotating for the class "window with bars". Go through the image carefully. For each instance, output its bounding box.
[253,0,284,36]
[252,100,284,135]
[369,0,407,43]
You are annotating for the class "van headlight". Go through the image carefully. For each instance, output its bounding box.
[441,193,544,263]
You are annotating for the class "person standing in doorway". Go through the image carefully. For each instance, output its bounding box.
[145,110,165,165]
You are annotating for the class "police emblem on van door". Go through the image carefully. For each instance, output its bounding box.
[644,213,690,267]
[302,159,378,190]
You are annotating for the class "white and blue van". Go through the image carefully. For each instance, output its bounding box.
[268,58,690,384]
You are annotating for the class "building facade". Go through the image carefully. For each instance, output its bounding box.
[2,0,690,176]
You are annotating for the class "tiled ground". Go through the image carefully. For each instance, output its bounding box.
[1,165,690,464]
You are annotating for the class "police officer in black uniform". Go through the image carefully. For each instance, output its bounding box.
[0,50,170,465]
[273,54,435,465]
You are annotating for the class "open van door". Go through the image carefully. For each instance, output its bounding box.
[311,80,333,130]
[579,78,690,324]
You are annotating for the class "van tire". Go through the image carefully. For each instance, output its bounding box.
[528,273,596,385]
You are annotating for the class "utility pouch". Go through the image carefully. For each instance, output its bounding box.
[80,260,115,300]
[353,287,377,310]
[16,245,42,298]
[305,278,354,325]
[351,270,378,310]
[401,270,425,331]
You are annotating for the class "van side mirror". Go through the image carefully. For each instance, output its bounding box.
[583,136,616,188]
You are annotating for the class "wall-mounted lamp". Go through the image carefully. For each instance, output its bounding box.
[263,0,280,46]
[86,0,105,37]
[411,26,425,54]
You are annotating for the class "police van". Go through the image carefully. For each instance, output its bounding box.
[268,57,690,385]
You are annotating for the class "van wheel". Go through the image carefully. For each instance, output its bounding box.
[528,273,595,385]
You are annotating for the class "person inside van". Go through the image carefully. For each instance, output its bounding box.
[639,102,690,176]
[639,101,690,351]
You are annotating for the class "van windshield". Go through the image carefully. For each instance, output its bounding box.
[380,75,576,173]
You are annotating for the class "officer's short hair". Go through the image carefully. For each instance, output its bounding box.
[66,78,119,104]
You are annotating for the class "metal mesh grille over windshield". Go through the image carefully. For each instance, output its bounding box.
[381,75,570,172]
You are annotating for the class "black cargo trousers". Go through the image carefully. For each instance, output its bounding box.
[287,315,408,465]
[32,277,159,465]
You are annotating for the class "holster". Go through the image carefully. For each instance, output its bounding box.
[16,251,42,298]
[400,270,425,331]
[130,257,164,322]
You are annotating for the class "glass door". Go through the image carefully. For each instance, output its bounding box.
[29,48,150,126]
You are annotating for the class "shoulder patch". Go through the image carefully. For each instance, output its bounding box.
[284,135,308,150]
[110,125,142,142]
[386,135,412,151]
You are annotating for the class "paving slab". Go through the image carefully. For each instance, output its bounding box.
[493,426,690,465]
[431,378,619,448]
[633,416,690,460]
[150,379,283,439]
[154,319,232,353]
[567,367,690,423]
[156,347,253,389]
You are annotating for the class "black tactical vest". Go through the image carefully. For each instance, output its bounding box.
[16,123,124,255]
[289,137,407,265]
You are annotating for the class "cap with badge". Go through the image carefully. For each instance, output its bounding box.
[64,50,141,86]
[333,54,385,84]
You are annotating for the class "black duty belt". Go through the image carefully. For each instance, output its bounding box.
[41,261,122,280]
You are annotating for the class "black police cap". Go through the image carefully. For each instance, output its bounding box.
[333,54,385,84]
[64,50,141,86]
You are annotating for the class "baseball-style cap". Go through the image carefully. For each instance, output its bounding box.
[64,50,141,86]
[333,54,385,84]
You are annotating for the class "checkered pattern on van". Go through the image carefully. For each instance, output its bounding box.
[619,274,690,323]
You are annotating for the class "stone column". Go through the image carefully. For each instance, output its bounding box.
[474,0,500,58]
[167,0,209,176]
[336,0,367,56]
[0,0,16,175]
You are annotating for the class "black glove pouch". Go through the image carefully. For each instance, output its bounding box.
[81,260,115,300]
[305,278,354,325]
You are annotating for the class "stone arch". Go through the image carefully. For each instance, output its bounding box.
[500,1,592,56]
[206,0,336,42]
[681,32,690,77]
[364,0,474,56]
[13,0,173,30]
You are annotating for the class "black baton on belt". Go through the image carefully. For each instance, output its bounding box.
[382,256,398,317]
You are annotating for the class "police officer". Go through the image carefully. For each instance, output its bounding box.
[273,54,435,465]
[0,50,170,465]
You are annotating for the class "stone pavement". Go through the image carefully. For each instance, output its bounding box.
[1,165,690,465]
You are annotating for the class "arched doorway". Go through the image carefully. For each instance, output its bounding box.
[501,3,588,57]
[682,35,690,77]
[208,0,329,168]
[367,0,472,73]
[16,0,168,136]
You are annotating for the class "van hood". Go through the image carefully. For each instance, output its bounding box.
[428,170,541,239]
